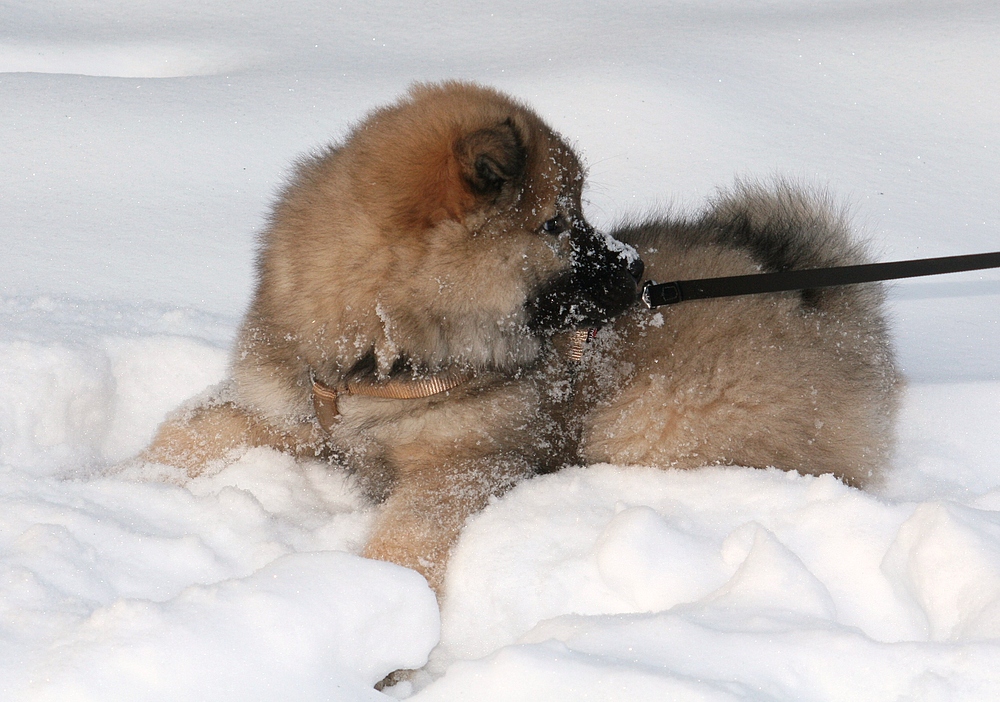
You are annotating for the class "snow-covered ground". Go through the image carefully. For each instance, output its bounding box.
[3,1,1000,699]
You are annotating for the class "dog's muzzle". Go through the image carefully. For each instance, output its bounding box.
[526,226,643,333]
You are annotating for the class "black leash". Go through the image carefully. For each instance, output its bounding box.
[641,251,1000,309]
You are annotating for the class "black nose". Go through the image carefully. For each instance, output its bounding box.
[628,257,644,283]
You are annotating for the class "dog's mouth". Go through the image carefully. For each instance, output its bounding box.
[526,230,643,333]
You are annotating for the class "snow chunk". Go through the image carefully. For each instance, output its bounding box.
[883,501,1000,641]
[594,505,728,612]
[24,552,439,701]
[708,522,837,620]
[599,229,641,265]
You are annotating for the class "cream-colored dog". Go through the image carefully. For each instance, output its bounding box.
[139,84,899,596]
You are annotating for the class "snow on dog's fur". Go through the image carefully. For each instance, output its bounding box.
[139,81,640,591]
[138,84,898,596]
[579,183,901,487]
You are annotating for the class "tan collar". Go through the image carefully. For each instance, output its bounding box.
[312,328,595,431]
[312,369,473,431]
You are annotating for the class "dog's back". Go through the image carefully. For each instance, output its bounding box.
[578,183,901,486]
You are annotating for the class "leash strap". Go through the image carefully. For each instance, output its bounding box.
[641,250,1000,309]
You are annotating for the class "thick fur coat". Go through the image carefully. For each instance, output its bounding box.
[139,83,899,595]
[141,82,641,590]
[581,184,900,487]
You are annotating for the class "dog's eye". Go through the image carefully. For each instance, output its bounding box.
[541,217,563,234]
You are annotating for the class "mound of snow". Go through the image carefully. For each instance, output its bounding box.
[420,466,1000,700]
[22,552,438,702]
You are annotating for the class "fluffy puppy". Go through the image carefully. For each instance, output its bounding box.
[575,183,901,487]
[140,81,640,591]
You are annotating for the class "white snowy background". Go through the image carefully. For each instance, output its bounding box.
[3,1,1000,700]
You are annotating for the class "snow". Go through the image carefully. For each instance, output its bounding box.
[3,1,1000,700]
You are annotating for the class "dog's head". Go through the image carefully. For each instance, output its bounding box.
[261,82,640,376]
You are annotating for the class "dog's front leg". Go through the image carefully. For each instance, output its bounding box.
[362,452,532,593]
[138,390,327,477]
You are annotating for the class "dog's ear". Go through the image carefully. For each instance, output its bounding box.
[456,119,526,198]
[394,118,528,229]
